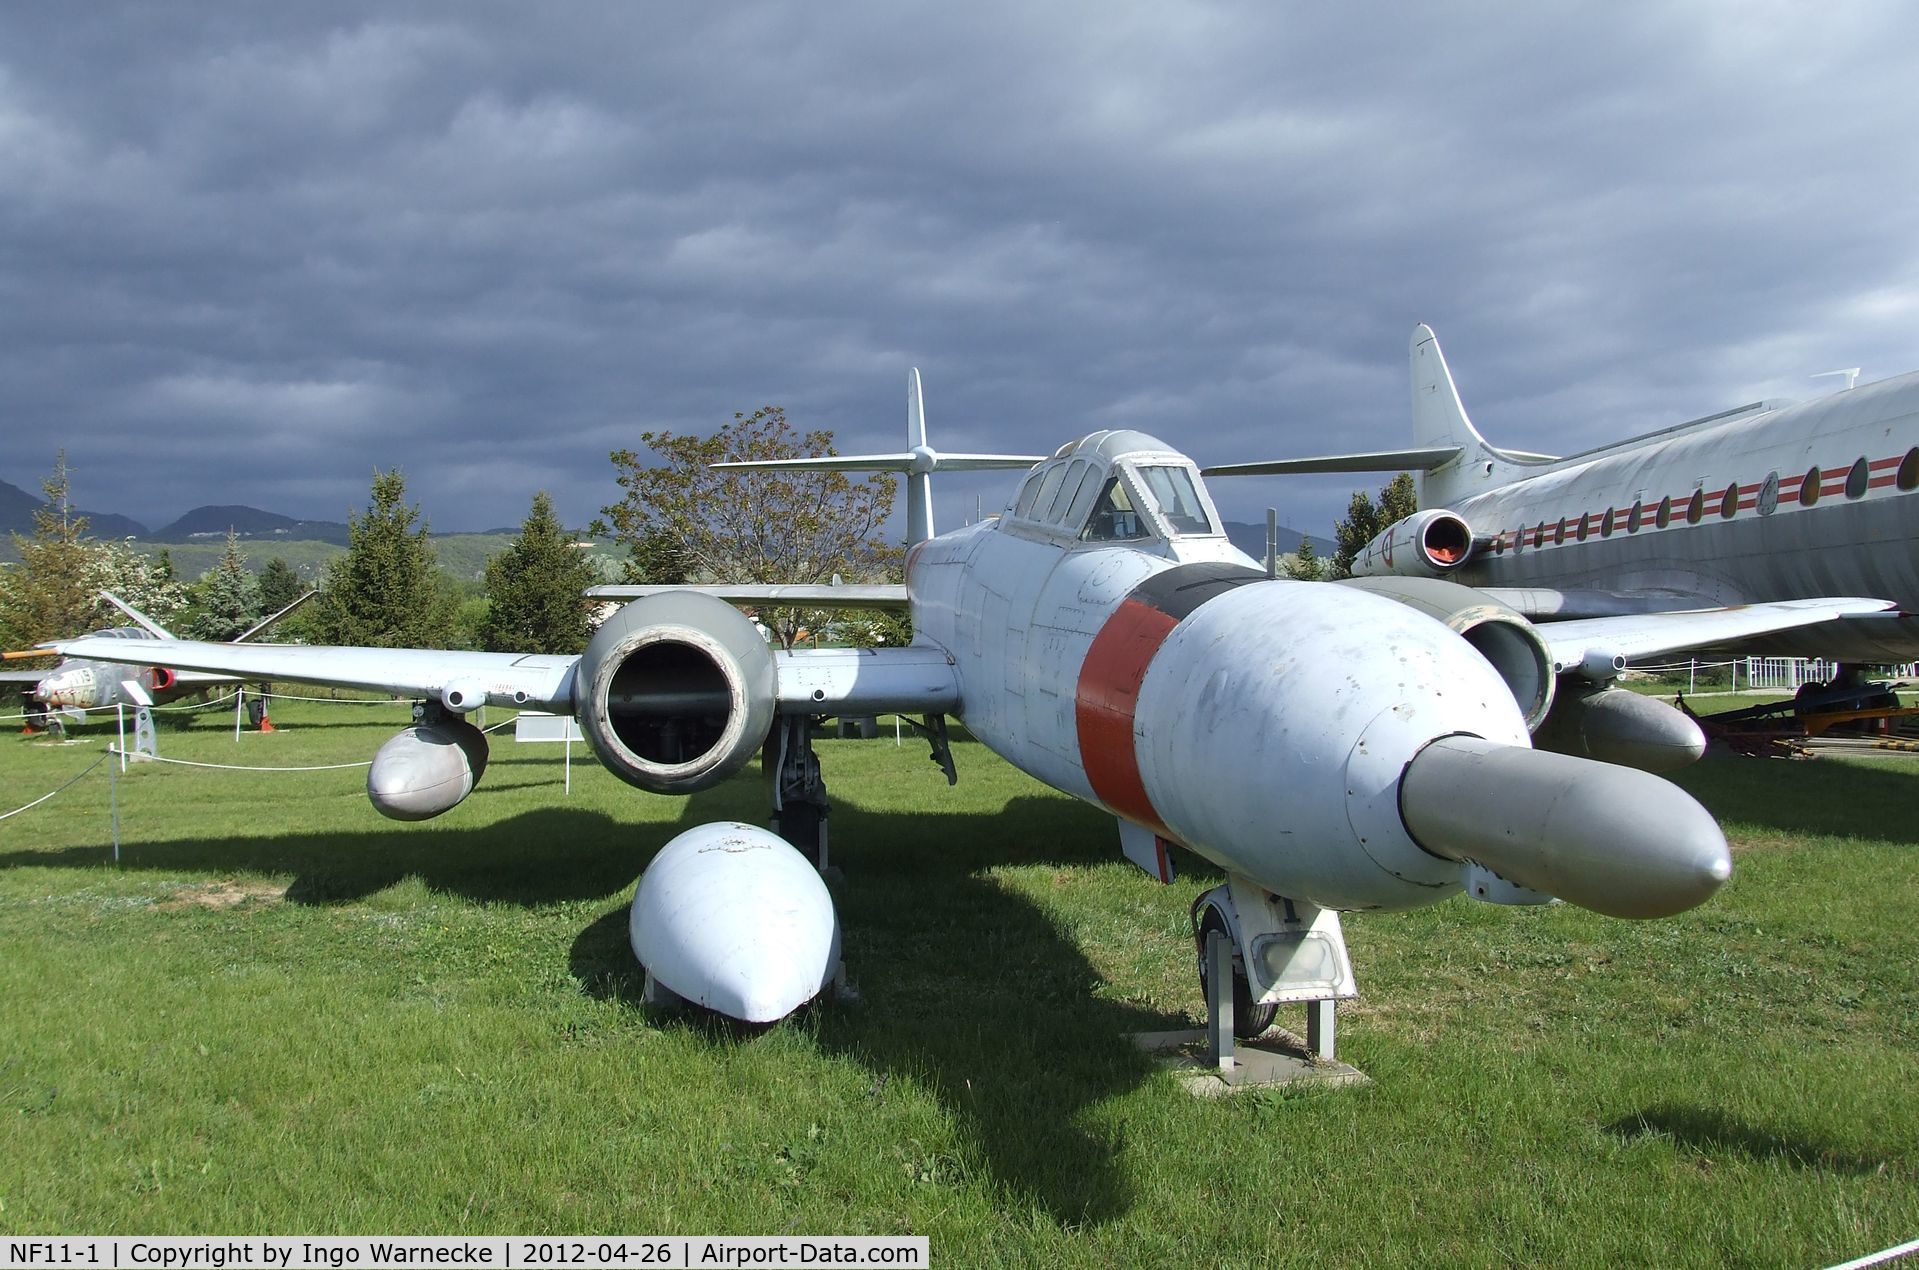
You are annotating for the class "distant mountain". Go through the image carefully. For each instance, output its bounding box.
[1222,519,1307,560]
[0,476,149,539]
[151,504,350,545]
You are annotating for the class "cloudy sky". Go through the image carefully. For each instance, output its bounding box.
[3,4,1916,541]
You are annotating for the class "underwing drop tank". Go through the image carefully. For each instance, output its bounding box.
[629,822,842,1022]
[367,716,490,820]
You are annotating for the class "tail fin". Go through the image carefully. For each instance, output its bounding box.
[234,589,317,643]
[711,370,1043,546]
[905,369,933,544]
[1410,325,1553,507]
[98,591,177,640]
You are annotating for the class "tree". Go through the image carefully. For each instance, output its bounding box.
[308,469,456,648]
[84,541,192,630]
[1285,534,1325,581]
[0,453,97,646]
[479,491,599,654]
[257,557,306,617]
[190,530,262,640]
[596,407,899,648]
[1330,472,1418,579]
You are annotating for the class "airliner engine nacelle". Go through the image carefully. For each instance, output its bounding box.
[574,591,778,795]
[1352,508,1475,579]
[1334,575,1554,729]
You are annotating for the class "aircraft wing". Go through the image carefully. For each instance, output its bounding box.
[587,584,910,610]
[0,667,48,686]
[1530,598,1897,673]
[45,634,959,717]
[44,637,582,712]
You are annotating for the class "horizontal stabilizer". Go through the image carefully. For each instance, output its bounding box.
[588,583,909,611]
[1202,446,1463,478]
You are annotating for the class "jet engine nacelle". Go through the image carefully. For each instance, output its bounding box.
[367,716,490,820]
[574,591,778,795]
[1119,582,1728,917]
[1335,575,1555,729]
[1351,508,1475,579]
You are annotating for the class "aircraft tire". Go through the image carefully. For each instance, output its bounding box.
[1197,907,1276,1039]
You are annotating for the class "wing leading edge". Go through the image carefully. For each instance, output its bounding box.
[1529,597,1897,674]
[46,633,961,718]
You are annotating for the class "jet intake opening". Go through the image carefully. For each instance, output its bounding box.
[1461,619,1552,730]
[1422,515,1471,565]
[606,641,735,765]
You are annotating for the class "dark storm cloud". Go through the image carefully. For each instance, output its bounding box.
[2,4,1916,541]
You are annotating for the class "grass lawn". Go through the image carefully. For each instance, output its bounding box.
[2,698,1915,1264]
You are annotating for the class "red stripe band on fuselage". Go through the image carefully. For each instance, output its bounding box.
[1073,561,1267,835]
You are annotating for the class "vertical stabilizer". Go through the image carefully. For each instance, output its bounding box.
[1411,325,1529,507]
[98,591,177,641]
[906,368,934,545]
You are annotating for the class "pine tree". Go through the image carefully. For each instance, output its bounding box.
[0,453,99,645]
[308,470,455,648]
[190,530,263,640]
[1285,534,1325,581]
[479,492,599,654]
[257,557,306,617]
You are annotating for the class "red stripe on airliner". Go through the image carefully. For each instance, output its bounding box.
[1075,598,1176,834]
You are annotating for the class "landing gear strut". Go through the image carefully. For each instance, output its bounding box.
[766,715,830,870]
[1192,878,1358,1061]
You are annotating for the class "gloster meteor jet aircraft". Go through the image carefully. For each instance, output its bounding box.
[46,372,1881,1029]
[1208,325,1919,665]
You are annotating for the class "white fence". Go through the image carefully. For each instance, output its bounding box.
[1636,657,1919,693]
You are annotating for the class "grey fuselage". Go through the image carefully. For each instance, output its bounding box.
[1439,372,1919,661]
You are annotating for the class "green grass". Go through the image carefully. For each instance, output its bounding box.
[3,701,1917,1264]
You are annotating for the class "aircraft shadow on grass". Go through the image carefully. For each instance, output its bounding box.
[566,785,1194,1226]
[1,768,1195,1225]
[1676,754,1919,845]
[1605,1104,1898,1175]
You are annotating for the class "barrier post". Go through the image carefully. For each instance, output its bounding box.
[109,755,121,864]
[234,686,245,742]
[117,703,128,774]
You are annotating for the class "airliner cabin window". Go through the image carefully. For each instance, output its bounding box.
[1082,477,1151,541]
[1135,465,1216,535]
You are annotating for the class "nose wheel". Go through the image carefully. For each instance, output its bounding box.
[1195,905,1277,1039]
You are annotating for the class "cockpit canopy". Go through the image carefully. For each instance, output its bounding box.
[1006,430,1221,543]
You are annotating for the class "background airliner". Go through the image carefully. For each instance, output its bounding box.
[1207,325,1919,664]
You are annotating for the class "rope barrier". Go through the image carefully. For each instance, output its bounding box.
[106,747,372,773]
[0,689,242,723]
[0,751,112,822]
[276,695,411,705]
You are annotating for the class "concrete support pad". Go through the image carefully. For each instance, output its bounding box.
[1131,1028,1369,1098]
